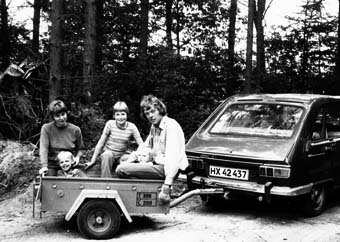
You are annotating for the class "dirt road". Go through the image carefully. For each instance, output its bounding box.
[2,186,340,242]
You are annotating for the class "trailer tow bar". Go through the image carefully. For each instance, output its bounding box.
[169,188,225,208]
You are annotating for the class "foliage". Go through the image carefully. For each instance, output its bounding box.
[0,94,44,141]
[0,58,50,142]
[265,0,338,93]
[69,103,106,149]
[0,0,339,146]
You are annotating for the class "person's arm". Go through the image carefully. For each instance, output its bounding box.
[73,128,85,166]
[143,134,151,147]
[158,120,187,204]
[74,150,84,166]
[158,121,182,205]
[39,125,49,173]
[85,132,108,169]
[132,124,144,146]
[135,136,143,146]
[163,121,186,186]
[125,151,138,163]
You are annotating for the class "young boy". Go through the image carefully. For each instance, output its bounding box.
[57,151,86,177]
[124,146,154,164]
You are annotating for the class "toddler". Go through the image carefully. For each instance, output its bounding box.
[57,151,86,177]
[124,146,153,164]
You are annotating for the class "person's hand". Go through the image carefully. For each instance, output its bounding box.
[84,161,95,170]
[119,154,131,163]
[39,167,48,176]
[73,156,80,167]
[158,184,171,205]
[70,169,80,176]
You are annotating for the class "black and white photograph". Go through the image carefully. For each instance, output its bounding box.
[1,0,340,241]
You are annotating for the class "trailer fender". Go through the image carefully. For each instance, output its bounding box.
[65,189,132,223]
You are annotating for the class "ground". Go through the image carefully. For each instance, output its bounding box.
[0,140,39,196]
[2,140,340,242]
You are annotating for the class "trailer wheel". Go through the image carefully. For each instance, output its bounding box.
[301,185,327,217]
[77,200,121,240]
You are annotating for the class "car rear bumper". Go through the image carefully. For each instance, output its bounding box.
[178,174,313,197]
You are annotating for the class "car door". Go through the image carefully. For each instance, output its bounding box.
[323,102,340,186]
[306,104,333,183]
[307,102,340,184]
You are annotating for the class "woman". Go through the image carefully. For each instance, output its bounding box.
[39,100,84,176]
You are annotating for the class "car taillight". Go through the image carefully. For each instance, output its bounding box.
[259,166,290,178]
[188,157,204,170]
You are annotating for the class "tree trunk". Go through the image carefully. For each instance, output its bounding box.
[228,0,237,67]
[83,0,97,102]
[175,0,180,56]
[49,0,64,102]
[301,0,311,90]
[254,0,266,83]
[96,0,104,69]
[139,0,149,62]
[166,0,173,50]
[336,0,340,94]
[32,0,41,55]
[245,0,255,92]
[0,0,10,69]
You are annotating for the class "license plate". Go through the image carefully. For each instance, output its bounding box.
[136,192,157,207]
[209,165,249,180]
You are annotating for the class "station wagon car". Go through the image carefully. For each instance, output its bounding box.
[184,94,340,216]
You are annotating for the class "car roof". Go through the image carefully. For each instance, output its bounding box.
[230,93,340,105]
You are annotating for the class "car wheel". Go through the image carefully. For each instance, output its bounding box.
[301,185,327,217]
[77,200,121,239]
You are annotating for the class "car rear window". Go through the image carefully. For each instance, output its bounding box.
[210,103,303,137]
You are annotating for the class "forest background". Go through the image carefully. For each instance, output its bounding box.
[1,0,340,151]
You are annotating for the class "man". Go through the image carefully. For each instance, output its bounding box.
[116,95,188,204]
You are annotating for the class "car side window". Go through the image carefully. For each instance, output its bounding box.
[311,102,340,141]
[324,102,340,138]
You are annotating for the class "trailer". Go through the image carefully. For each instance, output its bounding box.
[33,175,223,240]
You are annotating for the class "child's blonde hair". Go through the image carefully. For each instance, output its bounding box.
[113,101,129,115]
[57,151,74,164]
[136,146,153,162]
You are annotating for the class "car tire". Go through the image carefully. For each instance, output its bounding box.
[77,200,121,239]
[301,185,327,217]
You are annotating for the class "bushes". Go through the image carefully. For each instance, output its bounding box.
[0,94,46,142]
